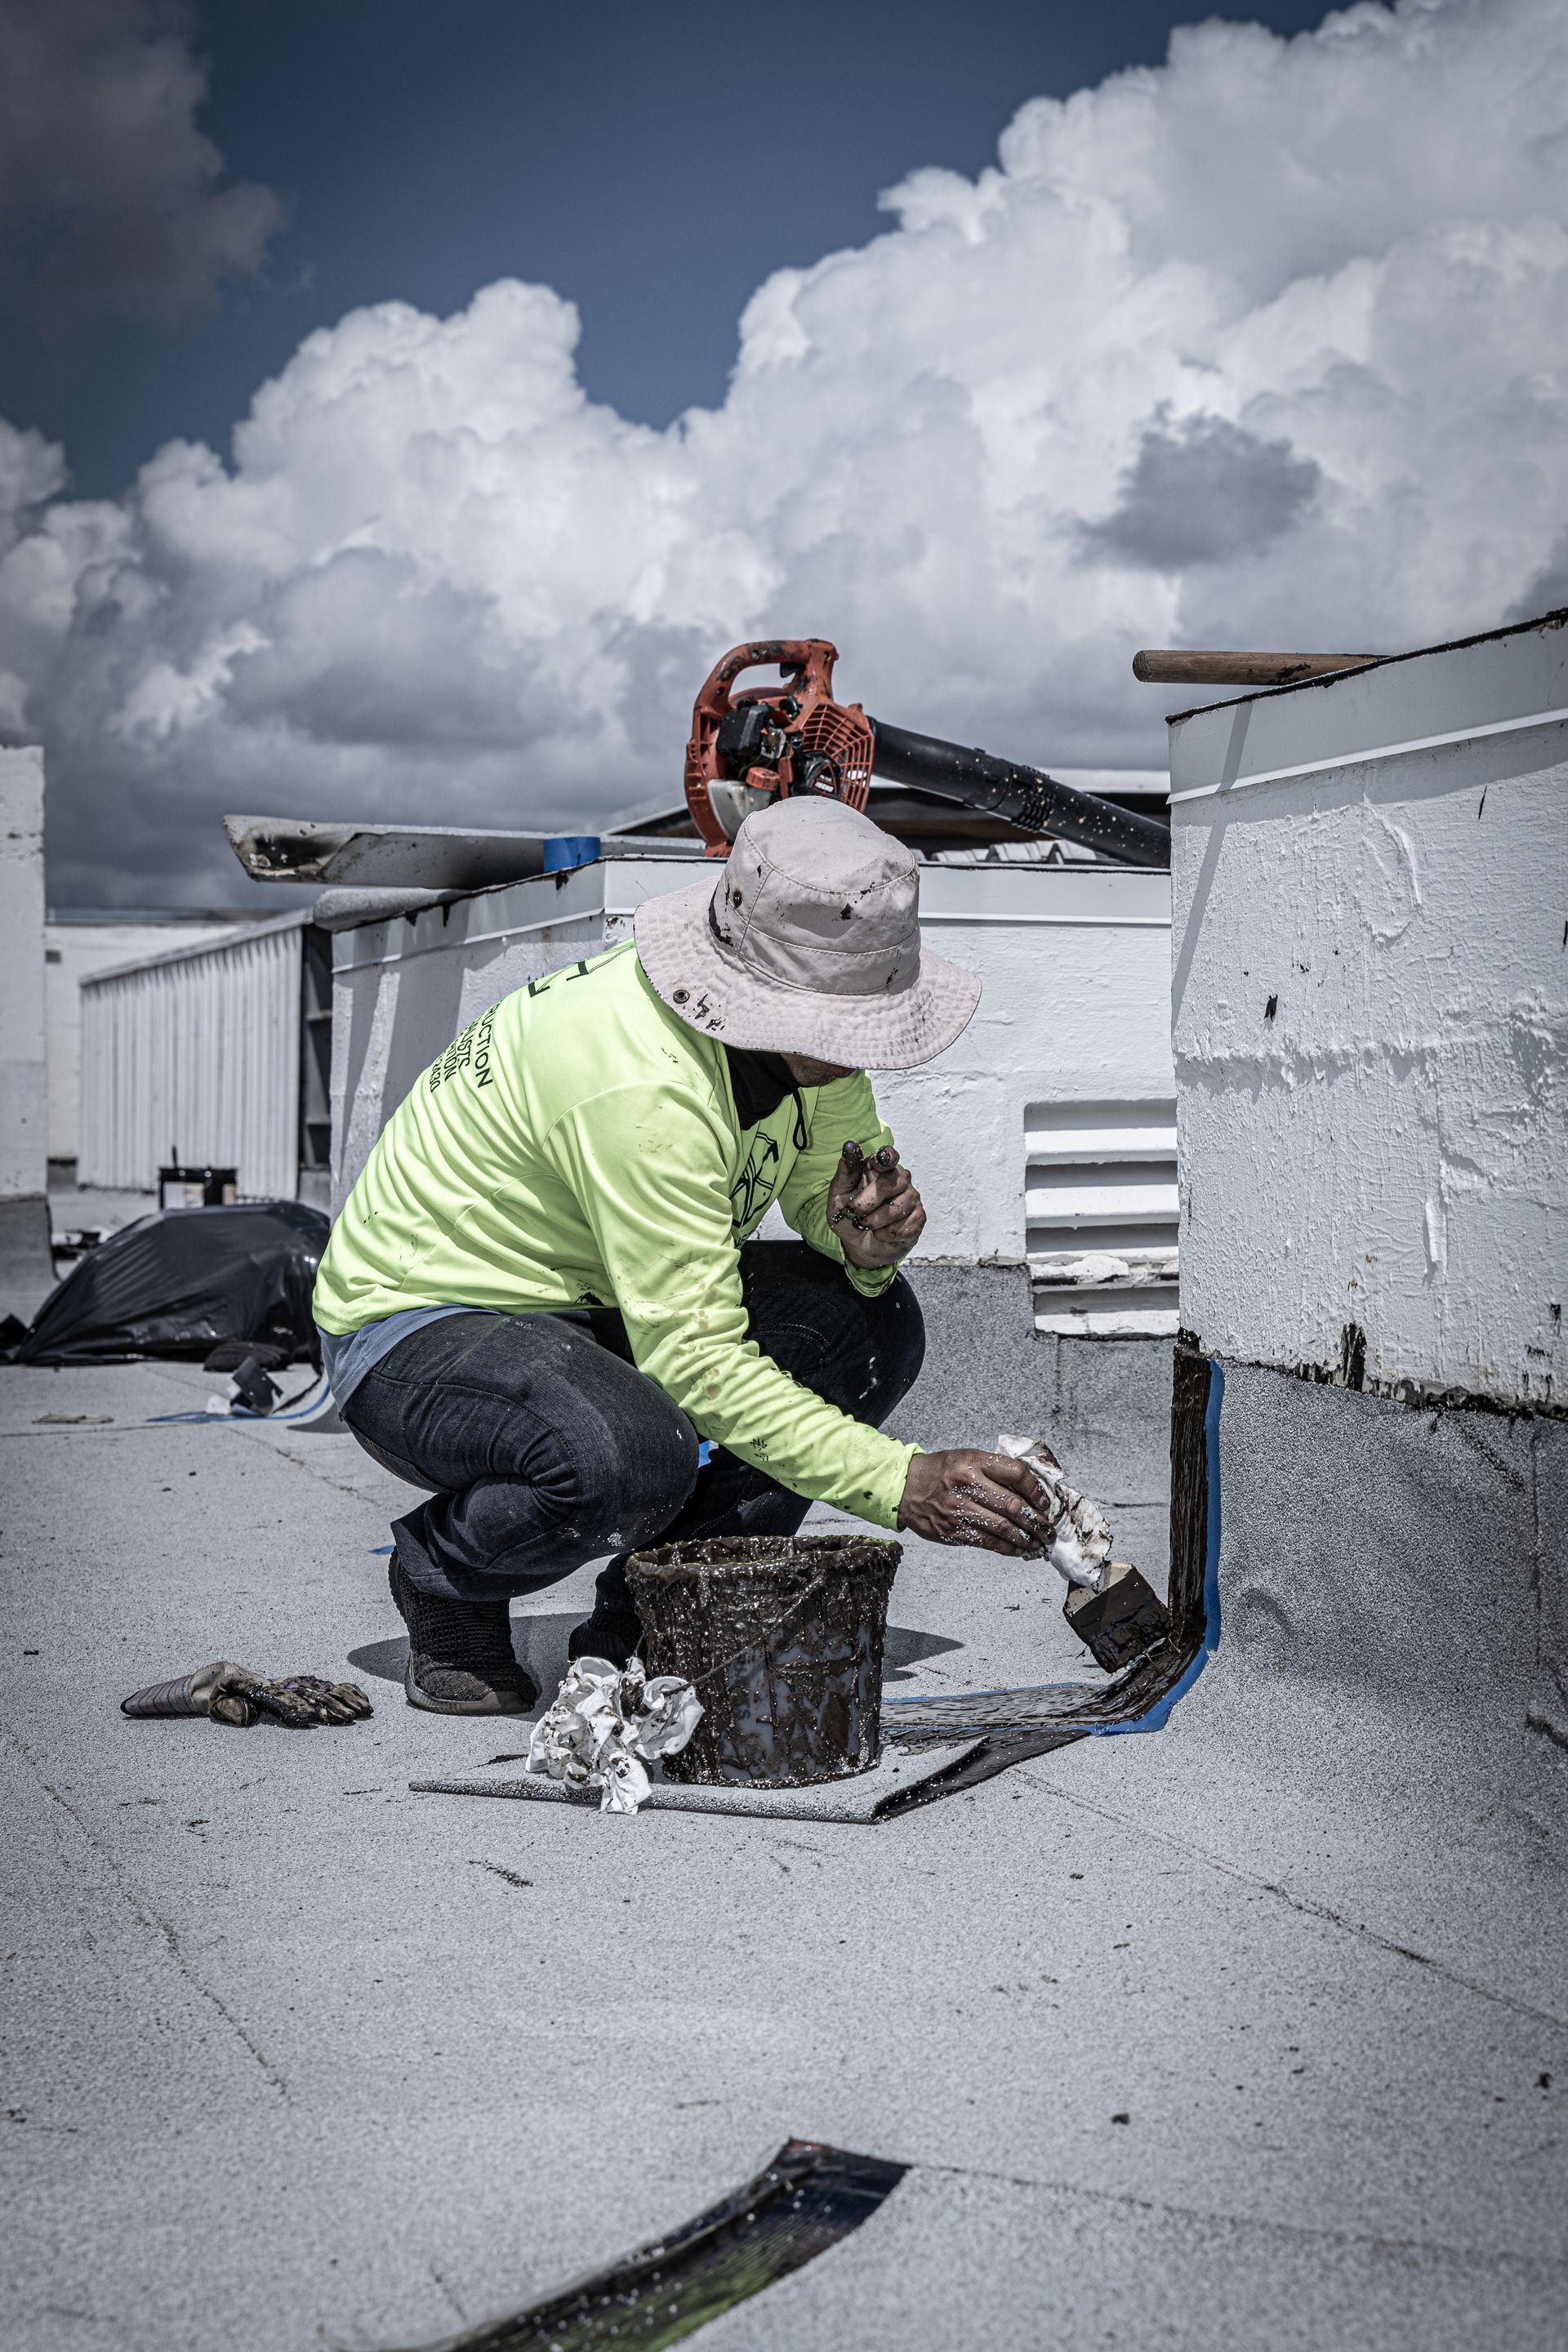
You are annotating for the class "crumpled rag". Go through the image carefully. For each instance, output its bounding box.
[996,1433,1113,1592]
[527,1655,702,1814]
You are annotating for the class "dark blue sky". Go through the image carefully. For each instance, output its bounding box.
[3,0,1332,497]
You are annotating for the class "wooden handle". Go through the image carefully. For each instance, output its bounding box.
[1133,649,1379,688]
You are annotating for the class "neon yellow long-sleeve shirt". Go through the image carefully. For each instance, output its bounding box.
[313,940,919,1528]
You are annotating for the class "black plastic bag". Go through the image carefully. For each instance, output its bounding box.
[9,1203,328,1367]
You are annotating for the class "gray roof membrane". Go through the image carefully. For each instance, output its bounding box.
[1,1342,1563,2350]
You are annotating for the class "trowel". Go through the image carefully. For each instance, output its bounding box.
[996,1435,1171,1674]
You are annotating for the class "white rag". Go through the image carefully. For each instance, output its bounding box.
[526,1655,703,1815]
[996,1434,1113,1593]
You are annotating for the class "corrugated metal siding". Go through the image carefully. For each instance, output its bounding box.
[79,923,302,1197]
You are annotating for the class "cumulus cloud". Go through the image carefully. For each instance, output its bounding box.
[1,0,1566,903]
[1079,411,1322,568]
[1507,528,1568,620]
[0,0,281,324]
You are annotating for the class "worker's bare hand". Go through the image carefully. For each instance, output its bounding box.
[826,1139,926,1268]
[897,1450,1055,1555]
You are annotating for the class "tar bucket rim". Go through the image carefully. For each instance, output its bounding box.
[626,1531,902,1789]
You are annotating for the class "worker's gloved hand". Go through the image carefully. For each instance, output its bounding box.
[220,1672,375,1728]
[122,1661,373,1726]
[826,1139,927,1268]
[897,1450,1056,1555]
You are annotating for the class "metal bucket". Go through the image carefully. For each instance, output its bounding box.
[626,1534,902,1788]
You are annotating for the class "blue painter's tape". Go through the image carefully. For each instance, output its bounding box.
[543,835,600,872]
[145,1382,324,1427]
[264,1375,338,1423]
[145,1405,283,1423]
[145,1367,343,1429]
[1095,1354,1224,1740]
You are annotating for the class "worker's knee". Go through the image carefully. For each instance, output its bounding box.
[857,1272,925,1420]
[779,1268,925,1426]
[576,1391,701,1552]
[739,1242,926,1428]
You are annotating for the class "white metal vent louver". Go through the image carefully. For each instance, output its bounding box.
[1026,1100,1178,1337]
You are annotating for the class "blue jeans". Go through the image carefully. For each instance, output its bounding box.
[340,1241,924,1606]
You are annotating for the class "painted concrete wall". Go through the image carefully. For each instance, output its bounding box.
[1169,613,1567,1407]
[45,918,238,1165]
[328,859,1174,1296]
[0,746,52,1314]
[0,748,46,1200]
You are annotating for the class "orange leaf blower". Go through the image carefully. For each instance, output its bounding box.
[684,640,875,853]
[683,639,1169,868]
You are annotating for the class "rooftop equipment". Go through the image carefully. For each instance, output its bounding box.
[682,639,1170,867]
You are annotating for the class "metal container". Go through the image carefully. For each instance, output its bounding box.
[158,1165,238,1209]
[626,1534,902,1788]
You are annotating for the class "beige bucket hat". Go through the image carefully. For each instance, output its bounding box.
[634,797,982,1068]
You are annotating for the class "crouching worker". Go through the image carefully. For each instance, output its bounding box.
[313,796,1055,1714]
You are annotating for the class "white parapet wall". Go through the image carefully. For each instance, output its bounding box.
[328,856,1175,1330]
[0,747,47,1201]
[1169,612,1567,1407]
[0,746,52,1315]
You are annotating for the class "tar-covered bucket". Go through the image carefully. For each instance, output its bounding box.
[625,1533,902,1787]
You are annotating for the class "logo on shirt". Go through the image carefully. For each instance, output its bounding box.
[428,1006,497,1093]
[730,1133,780,1227]
[425,961,599,1097]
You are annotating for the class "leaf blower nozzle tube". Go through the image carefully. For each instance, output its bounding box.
[868,719,1170,870]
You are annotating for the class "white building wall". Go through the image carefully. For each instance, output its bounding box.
[0,747,47,1205]
[329,858,1174,1325]
[79,918,305,1200]
[0,746,53,1316]
[1169,613,1567,1407]
[45,918,239,1165]
[866,869,1174,1331]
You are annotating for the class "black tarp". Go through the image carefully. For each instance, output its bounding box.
[8,1203,328,1366]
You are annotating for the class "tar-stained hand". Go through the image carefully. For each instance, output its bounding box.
[897,1450,1057,1556]
[826,1138,927,1268]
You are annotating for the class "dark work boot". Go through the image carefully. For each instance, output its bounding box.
[389,1553,537,1715]
[567,1555,644,1671]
